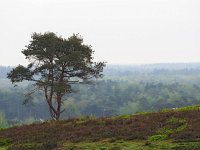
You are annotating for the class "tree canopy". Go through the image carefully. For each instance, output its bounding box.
[7,32,105,120]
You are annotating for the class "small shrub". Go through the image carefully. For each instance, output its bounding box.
[0,128,6,131]
[41,142,57,150]
[109,146,121,150]
[176,123,187,132]
[96,121,106,126]
[167,117,179,124]
[167,117,187,124]
[157,117,187,136]
[0,138,11,146]
[144,141,151,146]
[157,127,174,135]
[108,137,117,143]
[99,147,107,150]
[148,134,168,142]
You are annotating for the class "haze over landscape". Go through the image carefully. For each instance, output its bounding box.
[0,0,200,66]
[1,1,200,149]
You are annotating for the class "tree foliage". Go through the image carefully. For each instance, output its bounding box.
[7,32,105,120]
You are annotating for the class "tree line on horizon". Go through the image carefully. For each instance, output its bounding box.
[0,68,200,126]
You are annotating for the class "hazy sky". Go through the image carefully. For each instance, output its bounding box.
[0,0,200,66]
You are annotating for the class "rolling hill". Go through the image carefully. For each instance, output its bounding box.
[0,105,200,150]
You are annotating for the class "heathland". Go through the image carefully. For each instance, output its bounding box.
[0,63,200,149]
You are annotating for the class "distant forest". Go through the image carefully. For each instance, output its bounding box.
[1,63,200,126]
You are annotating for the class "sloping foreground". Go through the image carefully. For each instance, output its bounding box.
[0,107,200,150]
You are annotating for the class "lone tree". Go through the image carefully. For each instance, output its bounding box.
[7,32,105,120]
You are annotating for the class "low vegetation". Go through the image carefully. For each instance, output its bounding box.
[0,105,200,149]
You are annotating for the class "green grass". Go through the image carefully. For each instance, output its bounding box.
[171,141,200,150]
[63,140,171,150]
[115,114,132,119]
[147,116,188,143]
[148,134,168,142]
[2,140,200,150]
[157,117,187,135]
[160,104,200,113]
[63,140,200,150]
[5,142,58,150]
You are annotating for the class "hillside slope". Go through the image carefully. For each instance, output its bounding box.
[0,106,200,150]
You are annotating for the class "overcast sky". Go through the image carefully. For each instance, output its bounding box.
[0,0,200,66]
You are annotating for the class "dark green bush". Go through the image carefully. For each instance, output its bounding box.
[0,138,11,146]
[41,141,57,150]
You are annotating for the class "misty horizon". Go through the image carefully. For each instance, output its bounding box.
[2,62,200,68]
